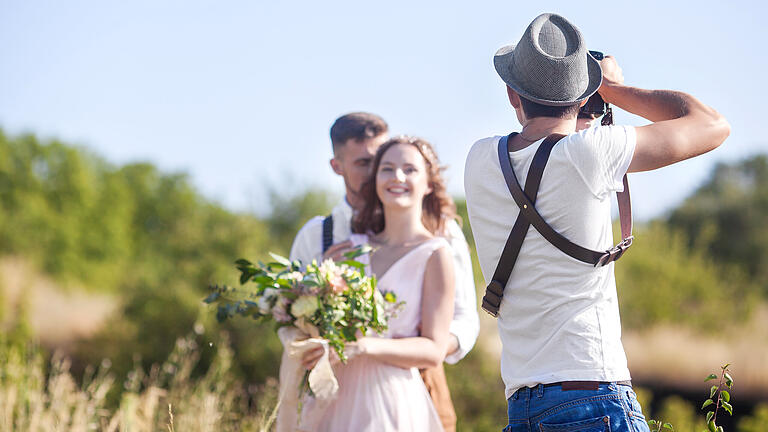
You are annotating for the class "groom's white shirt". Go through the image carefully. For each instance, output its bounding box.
[289,198,480,364]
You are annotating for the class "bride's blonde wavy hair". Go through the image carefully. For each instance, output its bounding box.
[352,135,458,235]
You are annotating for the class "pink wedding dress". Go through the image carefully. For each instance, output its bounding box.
[314,236,448,432]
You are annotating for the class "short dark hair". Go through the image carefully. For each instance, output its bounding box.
[330,112,388,151]
[519,96,581,120]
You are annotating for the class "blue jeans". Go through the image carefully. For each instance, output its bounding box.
[503,382,650,432]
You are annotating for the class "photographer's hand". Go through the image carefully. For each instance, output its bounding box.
[598,55,624,88]
[595,56,729,173]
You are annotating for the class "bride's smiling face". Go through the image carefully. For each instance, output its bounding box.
[375,144,432,210]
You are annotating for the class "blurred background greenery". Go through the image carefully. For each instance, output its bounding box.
[1,128,767,430]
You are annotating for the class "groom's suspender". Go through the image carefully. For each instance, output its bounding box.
[322,214,334,254]
[481,133,634,318]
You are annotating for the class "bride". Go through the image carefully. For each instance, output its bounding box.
[302,135,457,432]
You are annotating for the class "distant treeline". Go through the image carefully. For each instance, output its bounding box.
[1,129,766,429]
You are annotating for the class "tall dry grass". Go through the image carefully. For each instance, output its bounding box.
[0,335,278,432]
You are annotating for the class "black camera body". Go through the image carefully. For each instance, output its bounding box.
[579,50,606,117]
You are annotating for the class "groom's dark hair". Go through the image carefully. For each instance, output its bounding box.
[330,112,388,152]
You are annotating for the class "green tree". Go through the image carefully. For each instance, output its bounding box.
[669,155,768,296]
[615,222,756,331]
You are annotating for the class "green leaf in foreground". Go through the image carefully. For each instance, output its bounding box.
[704,373,718,381]
[721,390,730,402]
[710,385,718,398]
[706,411,714,423]
[724,372,734,387]
[722,401,733,415]
[702,399,714,409]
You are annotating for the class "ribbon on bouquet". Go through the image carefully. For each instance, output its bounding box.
[275,322,339,432]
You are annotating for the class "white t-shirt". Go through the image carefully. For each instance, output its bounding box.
[464,125,636,398]
[289,198,480,365]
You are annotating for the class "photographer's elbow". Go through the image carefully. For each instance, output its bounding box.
[717,117,731,146]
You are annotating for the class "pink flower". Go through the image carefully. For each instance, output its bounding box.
[328,273,348,294]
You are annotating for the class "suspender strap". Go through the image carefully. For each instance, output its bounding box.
[481,133,563,317]
[322,214,333,253]
[481,132,634,318]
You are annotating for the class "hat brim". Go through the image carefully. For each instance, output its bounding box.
[493,44,603,107]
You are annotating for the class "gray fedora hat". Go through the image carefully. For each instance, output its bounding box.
[494,13,602,106]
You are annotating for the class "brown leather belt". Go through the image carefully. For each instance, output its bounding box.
[543,380,632,391]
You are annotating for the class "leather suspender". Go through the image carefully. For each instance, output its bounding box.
[481,133,634,318]
[322,215,333,254]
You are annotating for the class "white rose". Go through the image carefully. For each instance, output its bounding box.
[258,288,280,315]
[285,271,304,282]
[291,295,319,318]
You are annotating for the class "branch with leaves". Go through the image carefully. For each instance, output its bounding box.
[648,364,734,432]
[702,363,734,432]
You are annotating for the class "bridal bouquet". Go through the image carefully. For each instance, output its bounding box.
[204,246,400,362]
[205,246,401,431]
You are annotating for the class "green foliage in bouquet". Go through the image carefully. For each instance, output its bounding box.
[204,246,400,362]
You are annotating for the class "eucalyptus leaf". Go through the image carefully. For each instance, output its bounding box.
[269,252,292,267]
[343,244,373,259]
[203,291,221,304]
[340,259,365,271]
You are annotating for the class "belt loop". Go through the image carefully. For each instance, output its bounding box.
[511,389,518,400]
[608,382,617,392]
[536,383,544,398]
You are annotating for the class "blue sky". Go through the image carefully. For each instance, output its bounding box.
[1,0,765,220]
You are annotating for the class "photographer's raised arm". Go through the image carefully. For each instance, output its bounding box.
[598,56,730,173]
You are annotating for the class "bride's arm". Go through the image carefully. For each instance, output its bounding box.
[356,245,455,369]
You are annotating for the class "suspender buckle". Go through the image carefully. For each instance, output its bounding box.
[481,280,504,317]
[481,301,500,318]
[595,236,634,267]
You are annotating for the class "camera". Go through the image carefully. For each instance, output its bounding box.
[579,50,606,118]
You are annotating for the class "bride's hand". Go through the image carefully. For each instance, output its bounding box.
[301,340,367,370]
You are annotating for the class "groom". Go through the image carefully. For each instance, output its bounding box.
[290,112,480,432]
[464,13,729,431]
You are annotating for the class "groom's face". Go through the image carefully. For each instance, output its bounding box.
[331,134,388,200]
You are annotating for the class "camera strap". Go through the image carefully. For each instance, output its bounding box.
[481,133,634,318]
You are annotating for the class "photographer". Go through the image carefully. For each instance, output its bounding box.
[463,13,729,432]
